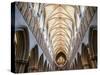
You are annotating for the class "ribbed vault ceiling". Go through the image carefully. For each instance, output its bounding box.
[44,4,76,66]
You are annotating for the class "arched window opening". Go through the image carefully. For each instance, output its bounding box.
[14,27,29,73]
[55,52,67,68]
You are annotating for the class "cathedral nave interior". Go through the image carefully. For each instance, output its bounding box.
[11,2,97,73]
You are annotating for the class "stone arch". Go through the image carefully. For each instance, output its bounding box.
[43,60,47,71]
[14,26,29,73]
[77,52,83,69]
[81,43,91,69]
[88,25,97,68]
[38,53,44,72]
[55,51,67,68]
[47,64,50,71]
[28,44,39,72]
[74,58,78,69]
[73,62,76,70]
